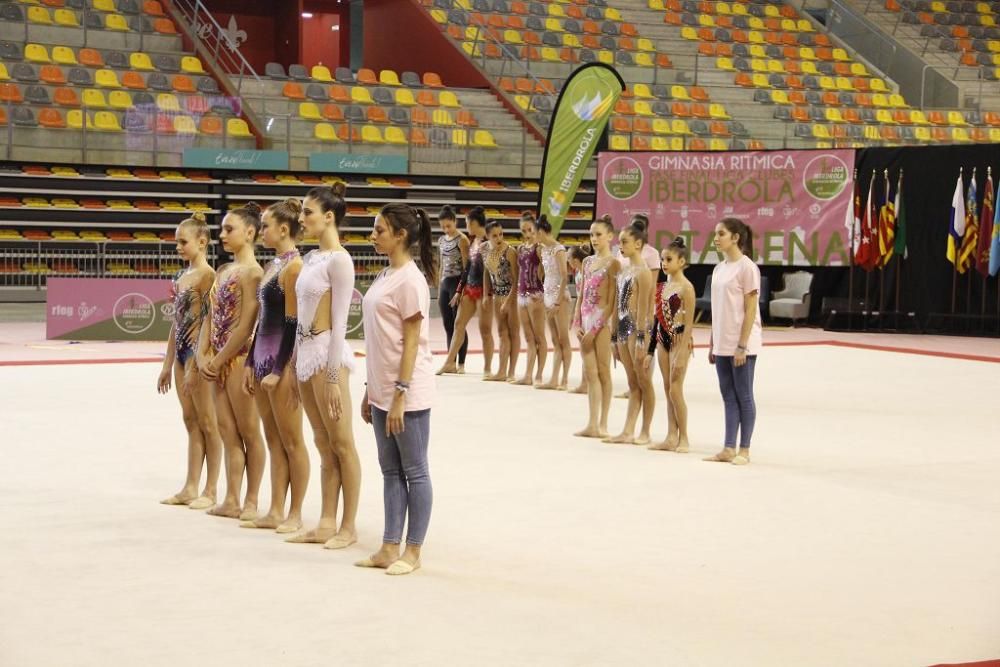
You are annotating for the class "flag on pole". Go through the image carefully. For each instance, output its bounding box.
[975,169,994,277]
[893,169,906,260]
[847,170,861,260]
[946,170,965,267]
[958,171,978,274]
[855,173,875,271]
[990,183,1000,276]
[878,170,896,267]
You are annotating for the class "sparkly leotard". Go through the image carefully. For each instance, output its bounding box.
[615,265,638,342]
[649,278,686,354]
[485,243,513,297]
[439,233,464,280]
[294,249,356,383]
[208,267,251,386]
[170,269,206,368]
[246,250,299,381]
[517,243,544,307]
[540,243,568,310]
[458,236,485,301]
[574,256,611,336]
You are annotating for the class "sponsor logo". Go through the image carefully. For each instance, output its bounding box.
[572,91,613,121]
[803,154,849,200]
[602,155,643,200]
[113,293,156,334]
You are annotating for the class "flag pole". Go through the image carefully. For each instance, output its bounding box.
[894,168,904,328]
[848,168,857,331]
[951,167,962,315]
[878,168,888,327]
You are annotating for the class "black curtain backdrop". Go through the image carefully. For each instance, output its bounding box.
[686,144,1000,329]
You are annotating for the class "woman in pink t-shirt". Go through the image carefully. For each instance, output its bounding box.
[704,218,762,466]
[356,204,437,576]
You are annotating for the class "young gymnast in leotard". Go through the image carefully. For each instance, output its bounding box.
[157,213,223,510]
[483,220,520,381]
[567,243,593,395]
[571,216,619,438]
[288,184,361,549]
[240,199,310,533]
[436,205,469,374]
[514,211,546,386]
[198,203,265,520]
[644,237,696,453]
[604,220,655,446]
[437,206,493,376]
[536,214,572,391]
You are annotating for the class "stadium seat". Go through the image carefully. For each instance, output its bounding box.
[173,115,197,134]
[299,102,322,120]
[39,108,66,129]
[312,66,334,83]
[54,87,79,106]
[27,6,53,24]
[172,75,196,94]
[352,87,374,104]
[156,93,180,112]
[227,118,253,137]
[25,44,51,64]
[122,72,146,89]
[105,13,129,31]
[82,88,108,108]
[181,57,205,75]
[40,65,66,85]
[95,70,121,88]
[130,53,155,71]
[94,111,122,131]
[283,82,305,100]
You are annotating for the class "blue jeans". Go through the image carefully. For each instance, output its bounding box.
[370,407,433,546]
[715,355,757,448]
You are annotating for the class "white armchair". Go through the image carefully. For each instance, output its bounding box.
[769,271,813,324]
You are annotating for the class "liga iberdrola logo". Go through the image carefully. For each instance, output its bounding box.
[602,155,643,200]
[572,91,614,121]
[548,191,567,217]
[803,154,850,201]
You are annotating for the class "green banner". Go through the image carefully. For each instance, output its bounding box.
[182,148,289,170]
[346,282,369,340]
[309,153,409,174]
[537,63,625,235]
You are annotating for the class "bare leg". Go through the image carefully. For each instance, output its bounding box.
[206,381,245,518]
[557,298,573,389]
[594,327,613,436]
[271,371,308,532]
[478,299,495,377]
[506,306,520,379]
[438,298,477,374]
[668,351,691,452]
[161,361,205,505]
[188,370,222,510]
[515,302,536,384]
[604,339,641,444]
[485,299,509,381]
[226,360,265,520]
[536,309,560,390]
[292,377,335,542]
[528,298,547,383]
[649,345,680,451]
[573,335,606,438]
[242,387,289,528]
[311,371,360,550]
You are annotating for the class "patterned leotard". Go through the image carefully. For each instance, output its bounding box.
[540,243,568,310]
[460,237,485,300]
[516,243,543,306]
[170,269,206,368]
[247,250,298,381]
[485,243,513,297]
[209,267,251,386]
[615,265,638,342]
[575,256,611,336]
[439,233,464,281]
[649,278,686,354]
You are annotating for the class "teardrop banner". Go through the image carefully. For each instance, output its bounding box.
[536,63,626,236]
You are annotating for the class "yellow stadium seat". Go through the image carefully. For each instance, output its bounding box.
[888,94,906,108]
[767,59,785,74]
[95,69,121,88]
[156,93,180,112]
[351,87,374,104]
[452,129,468,147]
[764,4,780,17]
[311,65,333,82]
[93,0,116,10]
[698,14,715,27]
[978,1,991,13]
[751,73,769,88]
[130,53,155,71]
[870,79,889,92]
[989,128,1000,142]
[105,13,129,31]
[800,61,819,75]
[797,19,814,31]
[817,76,835,91]
[716,56,735,71]
[67,110,84,129]
[634,101,654,116]
[180,57,205,74]
[52,46,78,66]
[430,9,447,23]
[750,59,767,73]
[910,110,929,125]
[748,17,764,30]
[299,102,322,120]
[174,115,197,134]
[439,91,460,108]
[637,38,655,52]
[832,48,849,61]
[952,127,971,142]
[514,94,531,111]
[930,1,945,11]
[771,90,789,104]
[800,47,817,60]
[473,129,498,148]
[94,111,122,131]
[455,0,471,9]
[54,8,78,26]
[749,44,766,59]
[671,119,692,134]
[671,85,691,100]
[563,34,582,48]
[461,42,481,57]
[598,50,614,65]
[24,44,50,64]
[835,77,854,91]
[636,52,655,67]
[504,30,524,45]
[541,47,561,62]
[732,2,748,14]
[0,64,7,81]
[547,3,564,16]
[748,30,764,44]
[914,126,933,141]
[395,89,416,106]
[850,62,869,76]
[633,84,653,99]
[652,118,672,135]
[610,135,629,151]
[825,108,844,123]
[545,18,563,32]
[875,109,895,124]
[650,137,670,150]
[379,70,401,86]
[432,109,455,125]
[227,118,253,137]
[385,126,408,145]
[988,40,1000,53]
[315,123,339,142]
[709,104,730,119]
[464,26,480,41]
[681,26,698,40]
[717,1,732,14]
[27,7,52,24]
[362,125,384,143]
[108,90,132,109]
[812,125,831,139]
[82,89,108,108]
[872,93,890,107]
[605,7,621,20]
[947,110,967,126]
[649,0,664,9]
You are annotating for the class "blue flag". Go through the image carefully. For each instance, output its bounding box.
[990,185,1000,276]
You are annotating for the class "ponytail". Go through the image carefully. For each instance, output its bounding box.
[720,217,753,256]
[415,208,437,283]
[379,203,438,283]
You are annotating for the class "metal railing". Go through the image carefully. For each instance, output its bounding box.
[170,0,261,95]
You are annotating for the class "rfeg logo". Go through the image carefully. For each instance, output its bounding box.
[113,293,156,334]
[601,155,643,200]
[802,154,850,201]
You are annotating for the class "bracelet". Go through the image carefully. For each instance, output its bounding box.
[736,345,747,352]
[394,380,410,394]
[325,366,340,384]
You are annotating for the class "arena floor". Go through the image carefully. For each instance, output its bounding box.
[1,316,998,666]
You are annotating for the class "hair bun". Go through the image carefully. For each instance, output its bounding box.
[330,181,347,198]
[244,201,262,218]
[190,211,207,223]
[669,236,686,248]
[282,197,302,214]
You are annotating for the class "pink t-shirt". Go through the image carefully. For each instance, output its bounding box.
[361,261,435,412]
[710,255,763,356]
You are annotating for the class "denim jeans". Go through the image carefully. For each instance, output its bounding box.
[715,355,757,448]
[439,277,467,366]
[370,407,433,546]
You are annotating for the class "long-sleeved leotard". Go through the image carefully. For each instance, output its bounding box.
[294,249,356,383]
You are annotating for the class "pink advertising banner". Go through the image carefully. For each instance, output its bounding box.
[46,278,173,341]
[596,149,856,266]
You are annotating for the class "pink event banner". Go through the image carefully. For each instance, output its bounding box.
[46,278,173,341]
[596,149,856,266]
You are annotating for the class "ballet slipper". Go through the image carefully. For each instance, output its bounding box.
[276,519,303,534]
[385,559,421,576]
[703,448,737,463]
[323,534,358,550]
[354,556,391,569]
[238,508,258,522]
[732,450,750,465]
[188,496,215,510]
[160,493,194,506]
